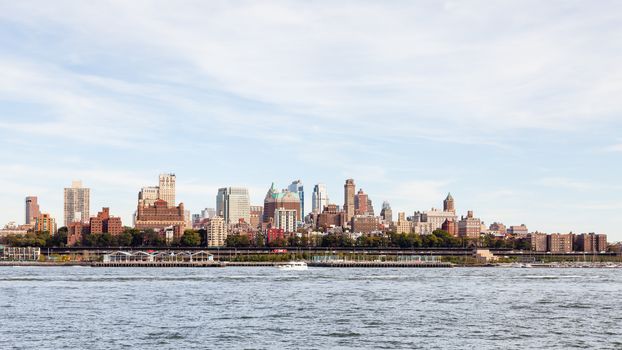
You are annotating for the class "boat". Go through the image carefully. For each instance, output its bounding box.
[276,261,308,271]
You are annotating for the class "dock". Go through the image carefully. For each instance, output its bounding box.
[308,261,452,268]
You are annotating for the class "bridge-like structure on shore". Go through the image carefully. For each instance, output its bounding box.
[43,246,619,259]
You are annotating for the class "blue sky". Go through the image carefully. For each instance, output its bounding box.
[1,1,621,240]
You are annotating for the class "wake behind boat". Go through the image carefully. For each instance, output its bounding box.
[276,261,308,271]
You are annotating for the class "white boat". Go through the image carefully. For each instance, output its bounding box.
[277,261,308,271]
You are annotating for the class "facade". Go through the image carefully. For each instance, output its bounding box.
[547,233,573,253]
[312,184,329,214]
[67,222,85,246]
[263,183,301,223]
[458,211,481,239]
[394,212,411,234]
[90,207,123,236]
[316,204,346,229]
[343,179,355,223]
[138,186,159,207]
[354,189,368,215]
[207,216,227,247]
[274,208,297,233]
[575,233,608,252]
[351,215,378,234]
[442,219,458,236]
[288,180,304,220]
[489,222,507,235]
[380,201,393,224]
[35,213,56,234]
[443,193,455,212]
[508,225,529,235]
[249,206,263,228]
[216,187,251,225]
[416,209,457,231]
[135,200,186,235]
[528,233,548,252]
[64,180,90,226]
[158,173,176,208]
[25,196,40,225]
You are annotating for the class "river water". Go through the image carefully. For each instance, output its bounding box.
[0,267,620,349]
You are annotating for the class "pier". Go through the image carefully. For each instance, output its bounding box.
[308,261,452,268]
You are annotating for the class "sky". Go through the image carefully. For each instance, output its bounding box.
[0,1,621,240]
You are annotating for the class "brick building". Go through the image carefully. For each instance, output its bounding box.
[135,200,186,238]
[547,233,573,253]
[316,204,346,230]
[351,215,378,234]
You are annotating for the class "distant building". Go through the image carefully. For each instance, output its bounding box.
[575,233,608,252]
[201,208,216,219]
[528,233,548,252]
[316,204,346,229]
[249,206,263,228]
[489,222,507,235]
[216,187,251,225]
[288,180,304,220]
[207,216,227,247]
[351,215,378,234]
[25,196,40,225]
[158,173,176,208]
[138,186,159,207]
[135,200,185,238]
[35,213,56,234]
[274,208,297,233]
[458,211,481,239]
[64,180,90,226]
[547,233,573,253]
[442,219,458,236]
[312,184,329,214]
[380,201,393,224]
[263,183,301,223]
[443,193,455,212]
[394,212,411,234]
[90,207,123,236]
[343,179,355,223]
[508,224,528,236]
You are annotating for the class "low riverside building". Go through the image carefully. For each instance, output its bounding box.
[575,233,608,253]
[529,233,548,252]
[0,246,41,261]
[547,233,573,253]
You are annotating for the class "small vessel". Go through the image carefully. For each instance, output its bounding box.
[276,261,308,271]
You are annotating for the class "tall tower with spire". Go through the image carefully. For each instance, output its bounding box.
[443,193,455,213]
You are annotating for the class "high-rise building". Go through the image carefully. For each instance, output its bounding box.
[263,183,301,223]
[443,193,455,212]
[35,213,56,234]
[25,196,40,225]
[343,179,355,223]
[274,208,297,233]
[135,199,186,237]
[216,187,251,225]
[312,184,329,214]
[207,216,227,247]
[380,201,393,224]
[288,180,304,220]
[158,173,176,207]
[64,180,90,226]
[354,189,368,215]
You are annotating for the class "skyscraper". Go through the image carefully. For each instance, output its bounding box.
[312,184,329,214]
[354,189,369,215]
[380,201,393,223]
[159,173,176,207]
[288,180,304,220]
[25,196,40,225]
[263,183,301,223]
[343,179,355,223]
[216,187,251,225]
[64,180,90,226]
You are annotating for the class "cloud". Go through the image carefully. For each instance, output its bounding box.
[604,144,622,152]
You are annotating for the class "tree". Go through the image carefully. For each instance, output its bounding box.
[181,230,201,247]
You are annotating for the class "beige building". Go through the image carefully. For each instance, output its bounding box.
[207,216,227,247]
[138,186,159,207]
[394,212,412,234]
[35,213,57,234]
[158,173,176,208]
[274,208,297,233]
[64,180,90,226]
[216,187,250,225]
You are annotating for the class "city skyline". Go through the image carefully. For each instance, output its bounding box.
[1,2,621,239]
